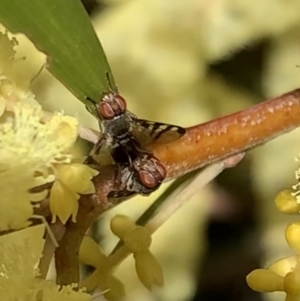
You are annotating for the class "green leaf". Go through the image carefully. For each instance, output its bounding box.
[0,0,114,114]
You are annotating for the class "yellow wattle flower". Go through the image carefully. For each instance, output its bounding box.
[0,30,17,75]
[79,236,108,269]
[49,164,99,224]
[0,102,79,230]
[0,225,91,300]
[0,30,41,116]
[0,163,40,231]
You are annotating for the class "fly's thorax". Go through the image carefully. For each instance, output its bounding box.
[104,114,131,138]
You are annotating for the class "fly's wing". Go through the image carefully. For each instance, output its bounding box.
[131,118,186,148]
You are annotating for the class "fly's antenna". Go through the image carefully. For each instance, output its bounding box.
[22,63,46,95]
[14,56,26,63]
[86,96,97,106]
[105,71,118,93]
[12,57,44,85]
[86,96,102,120]
[30,63,46,85]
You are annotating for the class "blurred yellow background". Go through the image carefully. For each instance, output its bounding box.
[4,0,300,300]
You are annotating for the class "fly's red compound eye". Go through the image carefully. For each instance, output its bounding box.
[115,95,127,112]
[138,170,158,188]
[99,102,115,119]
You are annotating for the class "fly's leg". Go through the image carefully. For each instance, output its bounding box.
[123,147,133,167]
[84,135,105,165]
[84,155,99,165]
[105,71,119,93]
[114,163,125,190]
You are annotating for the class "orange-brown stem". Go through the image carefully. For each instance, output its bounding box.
[152,89,300,179]
[55,165,118,286]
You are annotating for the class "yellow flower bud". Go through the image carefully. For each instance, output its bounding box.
[30,189,49,203]
[103,275,126,301]
[284,271,300,301]
[286,222,300,253]
[49,180,79,224]
[275,190,300,214]
[49,163,98,224]
[124,226,152,253]
[55,164,98,195]
[246,269,284,292]
[134,251,164,290]
[85,271,125,301]
[110,215,136,240]
[48,115,78,150]
[268,255,298,277]
[79,236,109,270]
[0,79,15,99]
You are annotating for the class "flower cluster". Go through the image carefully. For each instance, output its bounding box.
[110,215,164,290]
[246,154,300,300]
[50,164,98,224]
[0,225,91,301]
[79,235,125,301]
[0,29,99,229]
[79,215,164,300]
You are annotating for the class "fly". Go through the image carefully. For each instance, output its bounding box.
[85,91,185,165]
[108,153,167,197]
[85,75,185,196]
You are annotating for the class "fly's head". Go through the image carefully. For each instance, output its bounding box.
[98,92,132,139]
[108,154,166,198]
[99,92,126,119]
[134,154,166,191]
